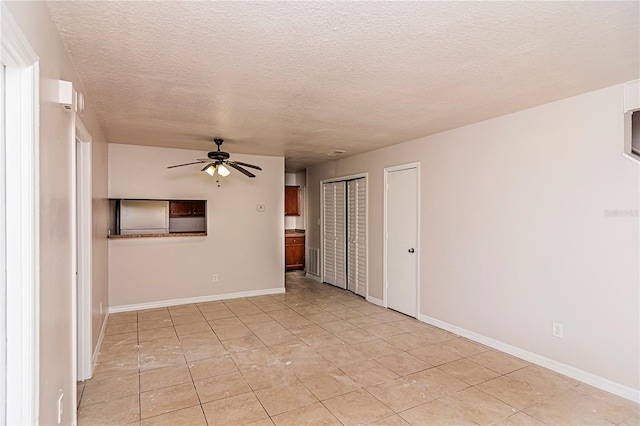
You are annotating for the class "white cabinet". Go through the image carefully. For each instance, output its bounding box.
[120,200,169,235]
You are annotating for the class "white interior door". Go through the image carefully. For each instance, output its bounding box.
[347,178,366,297]
[322,181,346,288]
[385,165,419,317]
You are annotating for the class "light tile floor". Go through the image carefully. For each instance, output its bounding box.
[78,272,639,425]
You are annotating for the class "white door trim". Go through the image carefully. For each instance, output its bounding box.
[383,162,421,315]
[75,114,93,381]
[319,181,326,284]
[1,3,40,424]
[322,172,368,184]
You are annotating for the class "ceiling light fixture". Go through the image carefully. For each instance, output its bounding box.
[202,164,216,176]
[169,138,262,179]
[201,163,230,177]
[217,164,231,177]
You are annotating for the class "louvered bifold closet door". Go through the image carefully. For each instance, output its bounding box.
[347,178,367,296]
[322,182,346,288]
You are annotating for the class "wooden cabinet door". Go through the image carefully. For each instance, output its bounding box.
[170,200,206,217]
[285,186,300,216]
[170,201,192,217]
[192,200,206,217]
[285,236,305,270]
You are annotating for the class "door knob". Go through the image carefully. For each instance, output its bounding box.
[408,248,415,253]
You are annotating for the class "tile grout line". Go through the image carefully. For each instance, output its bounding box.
[139,306,208,424]
[228,297,288,424]
[173,306,210,423]
[86,274,637,426]
[191,301,218,426]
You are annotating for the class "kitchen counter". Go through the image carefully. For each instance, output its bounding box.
[285,229,305,237]
[109,232,206,239]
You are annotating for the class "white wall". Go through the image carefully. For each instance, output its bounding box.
[108,144,284,308]
[4,1,110,424]
[307,84,639,395]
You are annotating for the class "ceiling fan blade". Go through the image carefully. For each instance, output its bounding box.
[167,160,207,169]
[230,160,262,171]
[226,162,256,178]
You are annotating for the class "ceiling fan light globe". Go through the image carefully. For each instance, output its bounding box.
[217,164,231,177]
[204,165,216,176]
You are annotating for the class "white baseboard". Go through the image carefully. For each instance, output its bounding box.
[109,287,286,313]
[418,314,639,403]
[366,295,385,307]
[305,272,321,282]
[90,311,109,377]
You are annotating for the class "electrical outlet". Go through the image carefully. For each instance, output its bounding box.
[552,322,563,338]
[57,391,64,424]
[212,274,218,283]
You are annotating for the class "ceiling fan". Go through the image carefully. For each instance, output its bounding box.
[167,138,262,178]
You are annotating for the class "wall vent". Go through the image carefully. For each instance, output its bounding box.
[307,248,320,276]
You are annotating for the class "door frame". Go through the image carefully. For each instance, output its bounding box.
[383,162,420,316]
[75,114,93,381]
[320,173,368,295]
[1,4,40,424]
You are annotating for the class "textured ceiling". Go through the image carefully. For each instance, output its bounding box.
[47,1,639,171]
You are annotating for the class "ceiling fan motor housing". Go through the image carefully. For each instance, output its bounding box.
[207,151,230,160]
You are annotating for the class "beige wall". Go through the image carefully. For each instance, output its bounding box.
[92,131,109,353]
[108,144,285,307]
[307,84,639,392]
[4,1,110,424]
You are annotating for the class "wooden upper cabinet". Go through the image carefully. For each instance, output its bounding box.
[191,200,206,216]
[170,200,206,217]
[285,186,300,216]
[170,201,191,217]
